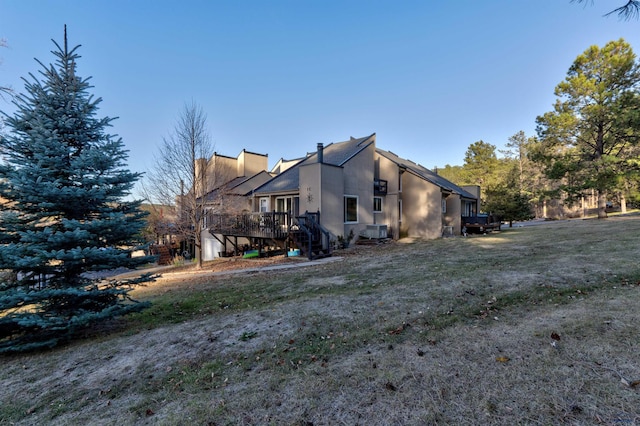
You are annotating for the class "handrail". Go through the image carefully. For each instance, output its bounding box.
[294,211,332,259]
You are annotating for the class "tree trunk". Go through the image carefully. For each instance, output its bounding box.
[195,227,203,269]
[597,191,608,219]
[620,193,627,213]
[196,244,203,268]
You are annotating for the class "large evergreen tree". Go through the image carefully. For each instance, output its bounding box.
[574,0,640,20]
[461,140,502,188]
[0,29,153,353]
[535,39,640,218]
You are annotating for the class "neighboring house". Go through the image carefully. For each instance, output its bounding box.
[197,150,271,261]
[534,190,599,219]
[196,149,269,196]
[270,156,303,174]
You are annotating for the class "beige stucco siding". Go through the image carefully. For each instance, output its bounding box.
[444,194,462,235]
[401,171,443,239]
[237,150,268,177]
[341,142,375,238]
[299,162,321,214]
[299,162,345,239]
[320,165,346,239]
[375,154,400,239]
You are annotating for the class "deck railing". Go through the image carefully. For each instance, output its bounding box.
[293,211,332,259]
[206,211,291,239]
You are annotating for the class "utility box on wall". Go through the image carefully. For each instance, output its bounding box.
[362,224,388,239]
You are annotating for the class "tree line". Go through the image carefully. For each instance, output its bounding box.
[438,38,640,225]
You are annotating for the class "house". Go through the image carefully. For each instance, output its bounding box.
[196,149,269,196]
[196,150,272,261]
[374,148,479,239]
[200,133,480,260]
[248,133,479,245]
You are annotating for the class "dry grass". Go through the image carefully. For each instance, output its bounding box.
[2,215,640,425]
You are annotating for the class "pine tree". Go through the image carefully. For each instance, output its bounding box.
[0,28,153,353]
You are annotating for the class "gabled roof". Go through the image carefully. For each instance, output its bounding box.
[253,133,376,195]
[376,148,477,200]
[270,156,304,174]
[201,170,274,202]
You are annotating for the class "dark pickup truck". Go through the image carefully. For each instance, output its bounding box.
[462,214,501,234]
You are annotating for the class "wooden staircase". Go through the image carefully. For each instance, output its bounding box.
[150,244,173,265]
[289,212,332,260]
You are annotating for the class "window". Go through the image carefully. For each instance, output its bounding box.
[442,199,447,213]
[276,197,291,213]
[344,195,358,223]
[259,198,269,213]
[373,197,382,213]
[374,179,387,195]
[464,201,473,217]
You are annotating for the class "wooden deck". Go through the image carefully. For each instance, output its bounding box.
[206,211,291,240]
[206,211,332,260]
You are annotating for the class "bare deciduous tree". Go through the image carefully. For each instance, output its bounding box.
[142,101,218,269]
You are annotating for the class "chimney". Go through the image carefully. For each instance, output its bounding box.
[317,143,324,164]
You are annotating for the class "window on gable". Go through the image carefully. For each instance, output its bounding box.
[344,195,358,223]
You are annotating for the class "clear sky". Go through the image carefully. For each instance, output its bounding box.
[1,1,639,188]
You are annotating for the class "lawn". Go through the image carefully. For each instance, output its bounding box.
[1,215,640,425]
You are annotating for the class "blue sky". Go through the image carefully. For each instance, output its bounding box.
[1,1,639,188]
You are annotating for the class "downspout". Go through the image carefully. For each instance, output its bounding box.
[317,143,323,229]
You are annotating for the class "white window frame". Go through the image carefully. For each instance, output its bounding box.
[344,195,359,224]
[259,197,269,213]
[442,198,447,214]
[373,196,383,213]
[275,196,295,213]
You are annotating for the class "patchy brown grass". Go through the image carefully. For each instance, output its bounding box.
[2,215,640,425]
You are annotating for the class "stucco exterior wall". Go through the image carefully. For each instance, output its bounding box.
[208,154,237,189]
[320,164,346,239]
[237,150,268,177]
[375,154,400,239]
[299,162,345,239]
[341,142,375,239]
[401,172,442,239]
[444,194,462,235]
[299,162,321,214]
